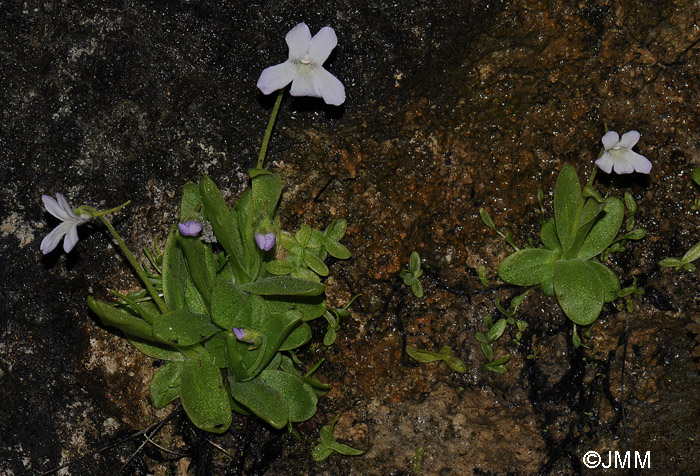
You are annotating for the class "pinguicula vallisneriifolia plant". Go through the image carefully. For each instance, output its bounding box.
[40,22,352,434]
[481,130,650,345]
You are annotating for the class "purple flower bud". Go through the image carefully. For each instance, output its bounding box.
[178,221,202,237]
[232,327,258,344]
[255,232,276,251]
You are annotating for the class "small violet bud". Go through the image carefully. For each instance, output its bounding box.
[178,221,202,237]
[232,327,260,345]
[255,232,276,251]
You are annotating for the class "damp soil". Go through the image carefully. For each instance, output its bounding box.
[2,1,700,475]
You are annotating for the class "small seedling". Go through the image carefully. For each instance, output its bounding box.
[405,345,467,373]
[400,251,424,298]
[312,415,365,461]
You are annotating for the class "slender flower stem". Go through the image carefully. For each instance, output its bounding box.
[586,166,598,188]
[97,214,168,314]
[256,88,285,170]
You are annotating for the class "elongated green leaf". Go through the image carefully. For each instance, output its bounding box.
[498,248,559,286]
[180,182,202,222]
[200,176,247,282]
[260,369,317,422]
[181,353,232,433]
[540,218,560,251]
[240,276,325,296]
[153,310,220,346]
[323,239,351,259]
[88,297,160,343]
[324,219,347,243]
[279,321,312,350]
[553,259,603,326]
[151,360,183,409]
[304,250,329,276]
[266,259,297,275]
[692,167,700,187]
[486,318,507,342]
[161,227,186,311]
[568,199,604,258]
[554,165,584,254]
[129,337,182,361]
[682,241,700,264]
[177,234,215,308]
[585,260,620,302]
[211,279,250,329]
[228,377,289,429]
[577,197,624,260]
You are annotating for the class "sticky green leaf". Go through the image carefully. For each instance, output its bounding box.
[240,276,325,296]
[150,360,183,409]
[180,353,232,433]
[553,259,604,326]
[153,310,220,346]
[498,248,559,286]
[577,197,624,260]
[554,165,584,253]
[211,279,250,329]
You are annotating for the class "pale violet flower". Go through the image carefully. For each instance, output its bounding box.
[257,22,345,106]
[255,232,276,251]
[41,193,90,254]
[178,221,202,237]
[595,131,652,175]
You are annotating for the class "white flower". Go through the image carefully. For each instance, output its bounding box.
[257,23,345,106]
[41,193,90,254]
[595,130,652,175]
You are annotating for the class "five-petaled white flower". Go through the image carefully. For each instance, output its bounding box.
[257,22,345,106]
[41,193,90,254]
[595,130,652,175]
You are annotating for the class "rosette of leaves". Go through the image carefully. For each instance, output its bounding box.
[497,165,644,326]
[88,169,346,433]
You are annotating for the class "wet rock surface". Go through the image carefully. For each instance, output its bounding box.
[2,0,699,475]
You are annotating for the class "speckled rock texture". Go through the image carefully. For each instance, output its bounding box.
[2,1,699,475]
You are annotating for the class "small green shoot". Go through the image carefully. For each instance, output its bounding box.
[412,447,426,474]
[476,315,511,373]
[480,208,518,251]
[312,415,365,461]
[477,265,490,286]
[405,345,467,373]
[400,251,424,298]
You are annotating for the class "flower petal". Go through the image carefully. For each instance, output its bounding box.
[618,130,640,149]
[314,67,345,106]
[595,153,614,174]
[601,131,620,150]
[56,193,79,219]
[307,26,337,65]
[611,152,635,174]
[40,224,66,254]
[43,194,72,221]
[289,66,323,98]
[257,60,298,95]
[62,222,80,252]
[285,23,312,61]
[627,150,652,174]
[290,66,345,105]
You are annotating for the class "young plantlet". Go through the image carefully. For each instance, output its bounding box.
[405,345,467,373]
[312,415,365,461]
[399,251,424,298]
